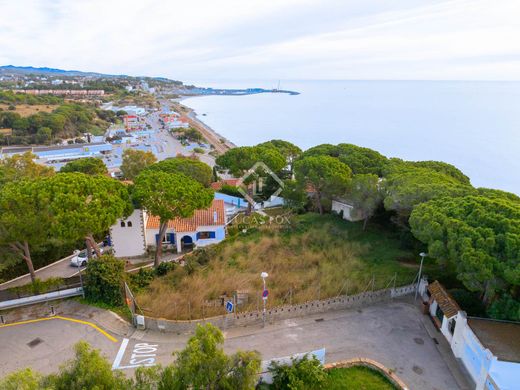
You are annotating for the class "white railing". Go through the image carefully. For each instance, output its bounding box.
[0,287,83,311]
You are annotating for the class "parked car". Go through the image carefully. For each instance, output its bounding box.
[70,247,106,267]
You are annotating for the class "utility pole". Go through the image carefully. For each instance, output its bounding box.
[261,272,268,327]
[415,252,428,300]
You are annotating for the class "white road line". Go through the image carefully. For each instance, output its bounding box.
[112,338,129,370]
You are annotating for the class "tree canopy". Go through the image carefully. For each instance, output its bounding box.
[294,156,352,214]
[384,158,470,185]
[0,152,54,187]
[300,143,388,176]
[0,179,52,282]
[383,165,473,220]
[215,145,286,177]
[147,157,213,187]
[133,170,214,265]
[347,174,383,230]
[160,323,260,389]
[258,139,302,174]
[60,157,108,175]
[410,195,520,311]
[39,173,132,256]
[120,149,157,180]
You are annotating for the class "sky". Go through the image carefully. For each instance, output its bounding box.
[1,0,520,81]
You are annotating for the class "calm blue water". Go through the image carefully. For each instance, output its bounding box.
[183,80,520,194]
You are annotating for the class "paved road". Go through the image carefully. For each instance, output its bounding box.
[0,255,83,291]
[0,299,461,389]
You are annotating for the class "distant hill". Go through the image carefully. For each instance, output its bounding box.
[0,65,121,77]
[0,65,173,82]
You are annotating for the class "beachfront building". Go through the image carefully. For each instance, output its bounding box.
[421,280,520,390]
[110,199,226,258]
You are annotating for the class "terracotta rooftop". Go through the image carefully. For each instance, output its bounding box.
[428,280,460,318]
[146,199,225,232]
[468,318,520,362]
[210,179,240,190]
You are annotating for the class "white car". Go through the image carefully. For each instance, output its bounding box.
[70,247,104,267]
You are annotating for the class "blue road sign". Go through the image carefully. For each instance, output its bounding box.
[262,289,269,298]
[225,300,234,313]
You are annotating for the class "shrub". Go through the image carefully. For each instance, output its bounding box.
[156,261,175,276]
[129,268,155,291]
[84,255,125,306]
[193,147,205,154]
[487,294,520,321]
[269,354,327,390]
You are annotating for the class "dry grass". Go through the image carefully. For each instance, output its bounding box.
[136,214,418,320]
[0,104,57,117]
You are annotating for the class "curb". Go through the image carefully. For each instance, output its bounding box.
[324,358,409,390]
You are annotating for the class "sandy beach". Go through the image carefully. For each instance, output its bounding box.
[169,98,235,155]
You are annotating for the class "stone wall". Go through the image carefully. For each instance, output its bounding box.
[141,283,415,333]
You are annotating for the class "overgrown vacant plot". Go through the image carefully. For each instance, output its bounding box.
[136,213,418,320]
[0,104,57,116]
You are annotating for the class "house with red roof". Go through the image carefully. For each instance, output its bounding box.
[110,199,226,257]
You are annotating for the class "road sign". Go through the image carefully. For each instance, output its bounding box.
[225,300,234,313]
[262,289,269,299]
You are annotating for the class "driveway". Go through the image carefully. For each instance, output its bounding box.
[0,298,462,389]
[0,254,82,291]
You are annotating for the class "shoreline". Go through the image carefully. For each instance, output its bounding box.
[170,97,236,155]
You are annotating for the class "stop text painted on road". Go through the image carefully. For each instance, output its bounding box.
[112,339,158,370]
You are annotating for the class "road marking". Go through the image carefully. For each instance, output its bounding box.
[112,338,129,370]
[113,341,158,370]
[0,315,117,343]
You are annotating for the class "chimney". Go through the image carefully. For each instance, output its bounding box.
[213,211,218,223]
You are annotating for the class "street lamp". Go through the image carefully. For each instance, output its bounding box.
[74,250,85,299]
[261,272,268,327]
[415,252,428,300]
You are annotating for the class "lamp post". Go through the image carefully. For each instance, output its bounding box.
[261,272,268,327]
[74,250,85,299]
[415,252,428,300]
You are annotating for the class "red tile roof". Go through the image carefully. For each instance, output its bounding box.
[145,199,225,232]
[210,179,240,190]
[428,280,460,318]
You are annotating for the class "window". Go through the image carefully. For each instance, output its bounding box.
[448,319,456,334]
[120,221,126,227]
[197,231,216,240]
[435,304,444,323]
[127,221,133,227]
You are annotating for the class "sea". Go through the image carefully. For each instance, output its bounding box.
[182,80,520,195]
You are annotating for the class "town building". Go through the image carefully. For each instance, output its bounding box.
[0,142,112,162]
[110,199,226,258]
[123,115,139,131]
[421,281,519,390]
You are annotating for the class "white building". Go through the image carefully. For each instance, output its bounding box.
[110,199,227,258]
[423,281,520,390]
[331,198,363,222]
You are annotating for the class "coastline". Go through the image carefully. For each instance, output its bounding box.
[170,97,235,155]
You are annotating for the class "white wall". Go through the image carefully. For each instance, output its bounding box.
[110,209,146,258]
[331,200,363,222]
[488,359,520,390]
[451,312,495,390]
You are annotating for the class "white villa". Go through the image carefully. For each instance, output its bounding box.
[110,199,226,258]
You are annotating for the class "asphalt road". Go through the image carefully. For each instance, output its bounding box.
[0,299,462,389]
[0,255,83,291]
